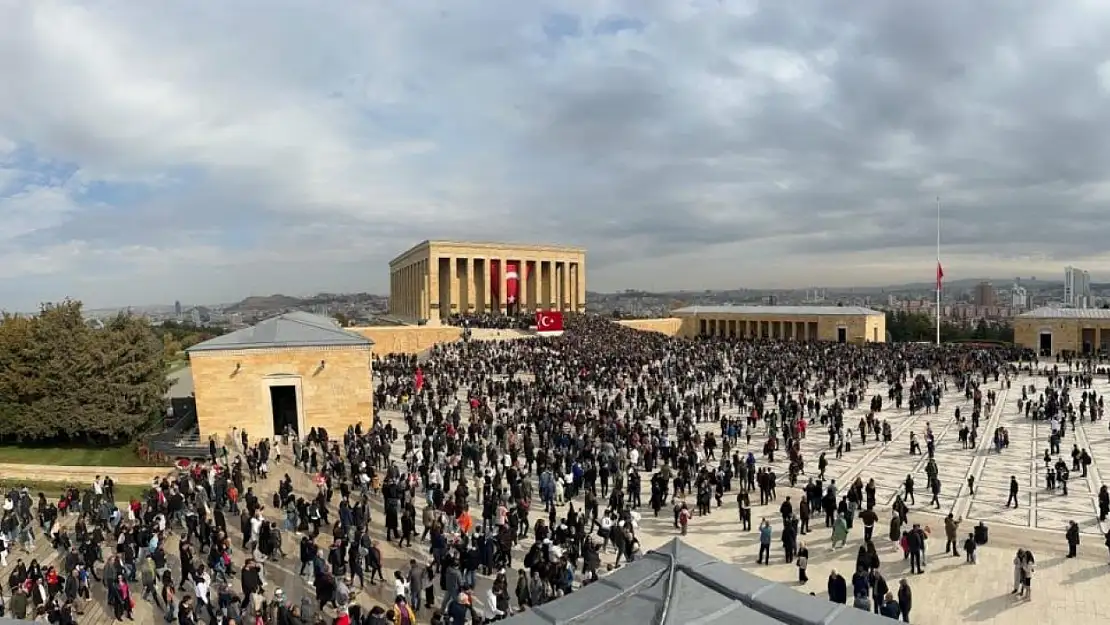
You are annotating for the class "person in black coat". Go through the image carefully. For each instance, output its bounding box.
[1066,520,1080,558]
[826,569,847,604]
[897,578,913,622]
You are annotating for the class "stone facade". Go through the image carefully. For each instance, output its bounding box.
[617,318,684,336]
[352,326,464,355]
[673,310,885,343]
[189,345,373,441]
[388,240,586,322]
[1014,317,1110,355]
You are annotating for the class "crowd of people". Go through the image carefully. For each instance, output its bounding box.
[442,314,534,331]
[7,312,1110,625]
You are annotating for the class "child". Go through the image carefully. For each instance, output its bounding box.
[964,532,978,564]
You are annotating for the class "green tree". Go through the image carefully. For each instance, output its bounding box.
[0,300,168,443]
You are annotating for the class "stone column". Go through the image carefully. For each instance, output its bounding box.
[553,262,563,310]
[561,261,572,311]
[410,264,416,318]
[576,256,586,311]
[540,260,552,310]
[398,267,404,317]
[464,257,476,313]
[479,258,490,314]
[399,266,407,317]
[527,260,539,312]
[448,256,460,317]
[429,259,440,322]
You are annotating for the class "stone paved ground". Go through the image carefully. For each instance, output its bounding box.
[963,372,1110,536]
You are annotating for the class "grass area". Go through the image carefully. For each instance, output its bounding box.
[0,480,149,502]
[0,444,146,467]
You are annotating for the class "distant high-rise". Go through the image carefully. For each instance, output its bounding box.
[974,281,996,307]
[1064,266,1091,308]
[1011,284,1028,309]
[174,300,182,317]
[190,308,202,326]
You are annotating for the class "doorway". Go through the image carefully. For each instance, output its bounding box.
[1039,332,1052,357]
[1082,328,1096,355]
[269,385,299,437]
[837,327,847,344]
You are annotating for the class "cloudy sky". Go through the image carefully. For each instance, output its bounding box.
[4,0,1110,310]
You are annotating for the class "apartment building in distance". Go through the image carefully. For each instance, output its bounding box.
[1064,266,1092,308]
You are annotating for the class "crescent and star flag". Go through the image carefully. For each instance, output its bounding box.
[535,311,564,333]
[936,261,944,291]
[505,262,520,312]
[414,367,424,393]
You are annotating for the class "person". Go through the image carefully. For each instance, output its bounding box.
[1066,520,1080,558]
[831,513,848,548]
[1011,549,1026,594]
[964,532,977,564]
[897,578,912,623]
[1020,551,1035,600]
[943,514,961,557]
[107,573,133,621]
[796,542,809,583]
[879,591,901,618]
[757,518,772,565]
[393,595,417,625]
[826,569,847,604]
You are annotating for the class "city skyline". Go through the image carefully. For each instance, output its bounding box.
[7,3,1110,310]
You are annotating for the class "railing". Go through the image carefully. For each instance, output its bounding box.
[142,406,209,459]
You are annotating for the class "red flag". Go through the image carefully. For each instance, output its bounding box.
[936,261,944,290]
[505,262,520,310]
[414,367,424,393]
[535,311,563,332]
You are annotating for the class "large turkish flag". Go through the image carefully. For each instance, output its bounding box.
[505,262,520,309]
[535,310,564,332]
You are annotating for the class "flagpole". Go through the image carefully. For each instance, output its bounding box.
[936,196,941,346]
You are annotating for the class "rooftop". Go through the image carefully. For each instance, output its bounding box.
[671,305,883,317]
[390,239,586,266]
[186,312,373,353]
[1018,307,1110,319]
[503,538,886,625]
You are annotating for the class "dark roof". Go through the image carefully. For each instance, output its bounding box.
[503,539,888,625]
[672,305,882,317]
[187,312,373,353]
[1018,307,1110,319]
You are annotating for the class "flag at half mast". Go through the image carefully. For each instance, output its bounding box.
[936,261,944,291]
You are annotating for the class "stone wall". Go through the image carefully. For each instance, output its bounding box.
[0,464,169,486]
[189,345,373,440]
[681,313,885,343]
[1012,318,1110,353]
[351,325,464,355]
[617,318,684,336]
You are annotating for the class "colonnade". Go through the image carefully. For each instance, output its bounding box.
[390,252,585,322]
[699,317,820,341]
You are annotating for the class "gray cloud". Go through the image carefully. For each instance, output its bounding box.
[3,0,1110,309]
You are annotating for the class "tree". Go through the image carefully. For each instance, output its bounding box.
[885,310,1014,344]
[0,300,169,443]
